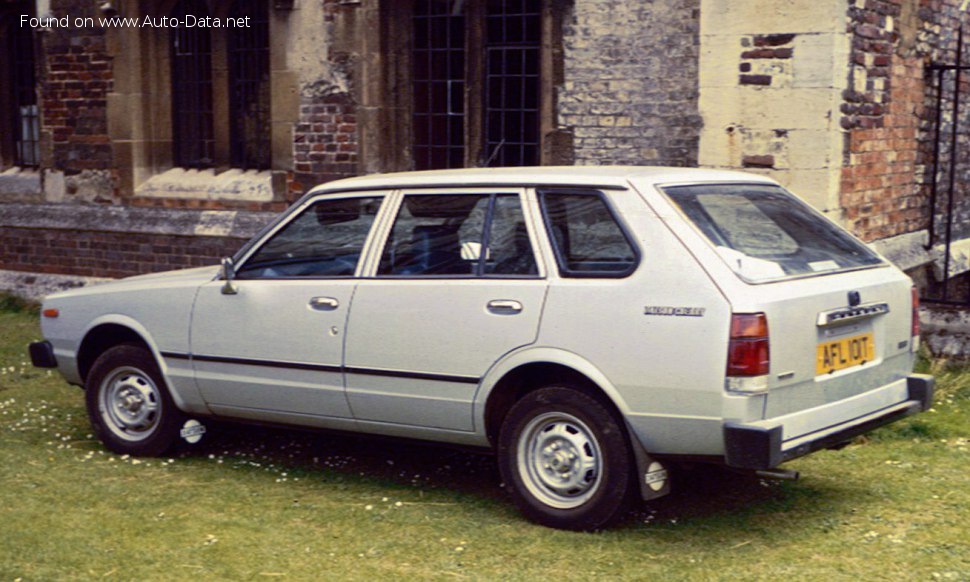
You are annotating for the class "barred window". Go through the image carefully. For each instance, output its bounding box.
[484,0,541,167]
[413,0,466,170]
[411,0,541,170]
[170,0,215,169]
[228,0,271,170]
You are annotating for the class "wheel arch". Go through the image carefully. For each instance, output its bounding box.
[77,316,159,384]
[477,348,630,447]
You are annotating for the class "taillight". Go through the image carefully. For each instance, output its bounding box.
[911,286,920,351]
[726,313,769,393]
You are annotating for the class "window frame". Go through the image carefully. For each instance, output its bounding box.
[169,0,216,170]
[234,192,391,280]
[371,188,544,280]
[399,0,548,171]
[536,188,642,279]
[228,0,272,171]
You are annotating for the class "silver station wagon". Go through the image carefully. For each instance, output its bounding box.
[30,167,934,530]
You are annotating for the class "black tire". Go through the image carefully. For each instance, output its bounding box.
[497,386,636,530]
[85,344,185,457]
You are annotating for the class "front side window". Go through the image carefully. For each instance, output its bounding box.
[238,197,383,278]
[378,193,537,277]
[539,191,638,277]
[663,184,884,283]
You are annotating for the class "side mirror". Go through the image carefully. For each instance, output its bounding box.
[221,257,238,295]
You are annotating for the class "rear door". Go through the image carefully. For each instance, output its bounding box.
[344,189,547,432]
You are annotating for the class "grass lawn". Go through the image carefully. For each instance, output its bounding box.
[1,304,968,580]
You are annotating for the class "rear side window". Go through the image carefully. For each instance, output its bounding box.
[538,190,638,277]
[663,184,883,283]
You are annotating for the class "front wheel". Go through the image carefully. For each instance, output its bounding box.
[85,345,185,456]
[497,386,636,530]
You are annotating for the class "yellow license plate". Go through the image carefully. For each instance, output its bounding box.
[816,332,874,375]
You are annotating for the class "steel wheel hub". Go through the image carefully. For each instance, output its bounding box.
[99,366,161,442]
[517,412,603,509]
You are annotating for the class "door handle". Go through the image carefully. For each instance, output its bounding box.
[487,299,523,314]
[309,296,340,311]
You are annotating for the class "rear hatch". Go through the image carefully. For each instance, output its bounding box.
[750,268,913,420]
[660,183,915,423]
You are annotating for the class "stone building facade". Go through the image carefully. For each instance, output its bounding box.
[0,0,968,311]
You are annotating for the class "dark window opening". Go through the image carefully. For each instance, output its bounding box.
[413,0,466,170]
[229,0,271,170]
[7,5,39,168]
[171,0,215,169]
[484,0,540,167]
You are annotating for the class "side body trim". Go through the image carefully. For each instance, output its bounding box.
[161,352,480,384]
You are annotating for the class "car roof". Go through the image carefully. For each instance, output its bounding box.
[307,166,777,196]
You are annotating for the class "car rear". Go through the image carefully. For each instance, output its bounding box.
[654,180,933,469]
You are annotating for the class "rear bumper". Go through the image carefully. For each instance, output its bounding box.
[724,374,934,470]
[29,340,58,369]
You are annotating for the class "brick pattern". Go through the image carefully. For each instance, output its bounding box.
[739,34,795,87]
[840,0,968,242]
[291,94,359,199]
[43,0,114,174]
[840,55,925,241]
[285,0,359,200]
[559,0,702,166]
[0,227,245,279]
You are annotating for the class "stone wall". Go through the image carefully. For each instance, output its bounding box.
[560,0,703,166]
[697,0,850,215]
[919,0,970,244]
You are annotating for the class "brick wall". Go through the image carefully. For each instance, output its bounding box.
[0,228,244,278]
[288,0,360,199]
[292,94,359,199]
[840,0,969,243]
[840,51,925,241]
[43,0,116,198]
[0,204,275,279]
[560,0,703,166]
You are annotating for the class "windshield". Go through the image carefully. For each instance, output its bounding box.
[663,183,884,283]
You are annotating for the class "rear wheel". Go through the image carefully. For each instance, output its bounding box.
[85,345,184,456]
[497,386,636,530]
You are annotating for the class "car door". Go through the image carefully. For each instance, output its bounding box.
[190,193,388,422]
[344,189,548,432]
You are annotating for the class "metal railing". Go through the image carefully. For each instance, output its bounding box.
[925,26,970,305]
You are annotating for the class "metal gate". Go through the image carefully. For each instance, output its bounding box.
[925,26,970,305]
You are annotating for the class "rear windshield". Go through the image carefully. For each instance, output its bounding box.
[662,183,883,283]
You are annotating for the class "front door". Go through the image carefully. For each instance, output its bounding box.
[190,194,387,420]
[344,190,547,431]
